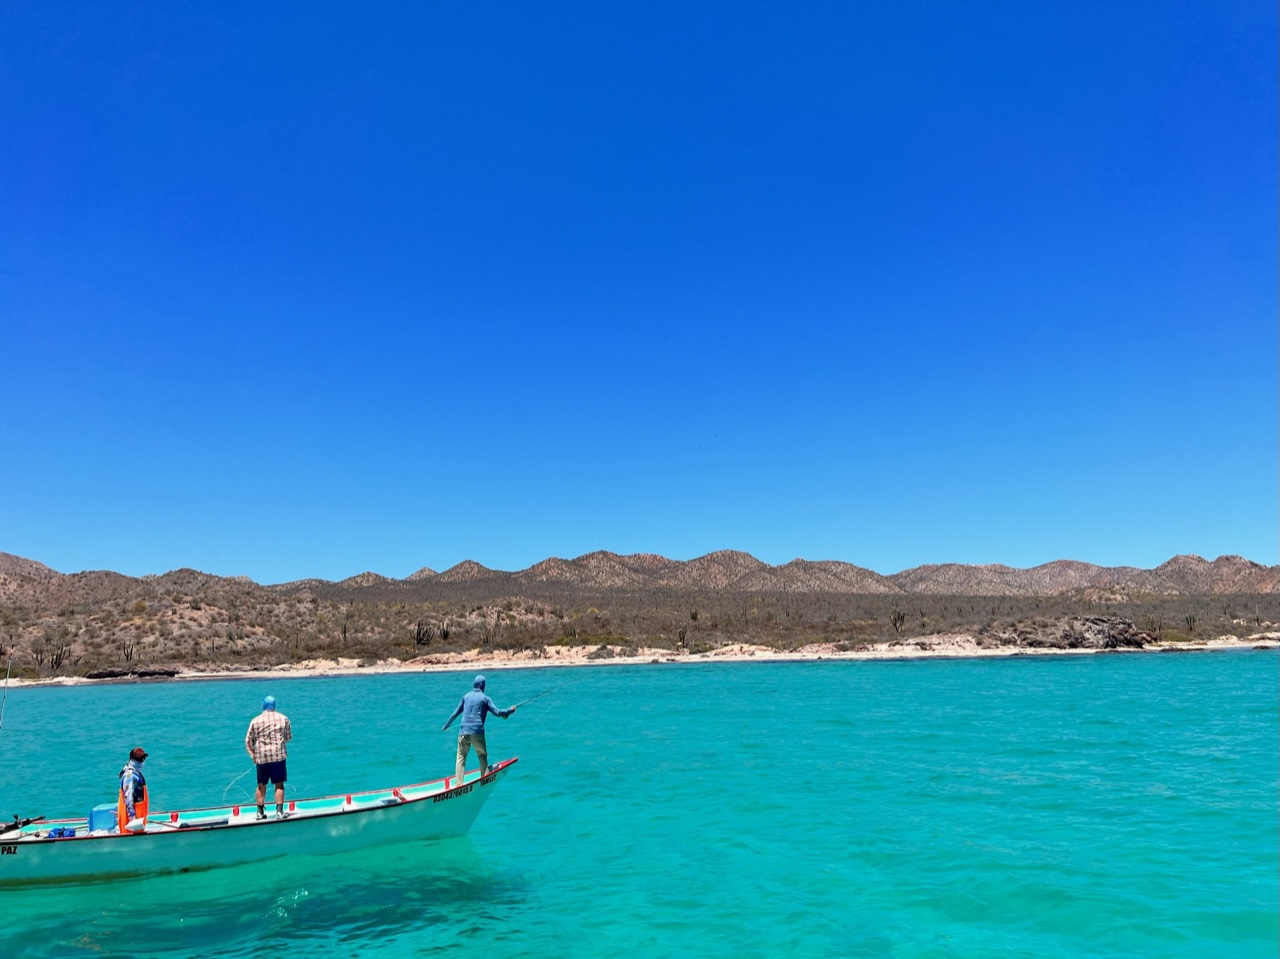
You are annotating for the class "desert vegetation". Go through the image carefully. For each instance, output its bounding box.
[2,560,1277,680]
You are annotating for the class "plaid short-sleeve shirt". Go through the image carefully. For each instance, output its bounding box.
[245,710,292,764]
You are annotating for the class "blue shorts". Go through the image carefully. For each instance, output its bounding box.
[256,760,287,785]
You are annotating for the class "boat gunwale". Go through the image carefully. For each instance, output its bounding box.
[1,757,517,846]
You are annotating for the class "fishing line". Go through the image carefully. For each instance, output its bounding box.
[533,696,563,726]
[512,679,576,709]
[222,768,253,803]
[222,768,297,802]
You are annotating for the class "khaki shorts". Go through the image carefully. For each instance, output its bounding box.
[456,732,489,780]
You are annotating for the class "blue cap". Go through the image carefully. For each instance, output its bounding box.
[263,695,277,710]
[473,675,486,690]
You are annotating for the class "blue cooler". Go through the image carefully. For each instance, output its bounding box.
[89,804,117,833]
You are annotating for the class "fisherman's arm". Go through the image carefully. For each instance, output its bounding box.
[488,696,517,719]
[442,700,464,731]
[245,723,256,760]
[121,770,137,819]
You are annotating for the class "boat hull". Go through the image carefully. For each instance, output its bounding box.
[0,759,515,886]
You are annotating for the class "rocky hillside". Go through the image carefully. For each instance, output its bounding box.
[1,549,1276,680]
[4,550,1277,604]
[282,549,1274,596]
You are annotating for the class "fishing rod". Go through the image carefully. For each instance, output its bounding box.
[441,679,575,731]
[0,656,12,735]
[1,657,123,835]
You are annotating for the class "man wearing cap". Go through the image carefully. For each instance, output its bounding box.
[442,675,517,783]
[245,695,293,819]
[117,746,150,834]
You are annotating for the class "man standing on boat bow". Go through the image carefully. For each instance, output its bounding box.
[118,746,149,834]
[245,695,293,819]
[443,675,517,782]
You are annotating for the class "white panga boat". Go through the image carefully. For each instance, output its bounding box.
[0,758,517,886]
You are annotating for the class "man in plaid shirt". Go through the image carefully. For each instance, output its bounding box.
[245,695,292,819]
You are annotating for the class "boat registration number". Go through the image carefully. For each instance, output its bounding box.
[433,784,472,802]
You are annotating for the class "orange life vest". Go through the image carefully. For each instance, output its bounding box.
[117,765,149,834]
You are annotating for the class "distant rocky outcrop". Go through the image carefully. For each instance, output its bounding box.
[979,615,1153,649]
[83,667,180,680]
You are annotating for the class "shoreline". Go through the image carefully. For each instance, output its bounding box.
[7,633,1277,689]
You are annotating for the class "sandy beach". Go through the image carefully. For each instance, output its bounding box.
[8,633,1276,688]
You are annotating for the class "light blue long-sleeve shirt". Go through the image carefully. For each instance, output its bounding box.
[444,690,513,734]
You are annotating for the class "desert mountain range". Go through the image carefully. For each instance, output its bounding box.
[2,550,1276,600]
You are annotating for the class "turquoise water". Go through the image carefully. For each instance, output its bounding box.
[0,651,1276,958]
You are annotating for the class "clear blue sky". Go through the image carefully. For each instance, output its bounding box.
[2,2,1275,583]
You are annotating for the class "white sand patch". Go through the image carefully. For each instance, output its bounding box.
[4,636,1274,688]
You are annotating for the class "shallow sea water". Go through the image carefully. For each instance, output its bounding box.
[0,650,1276,958]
